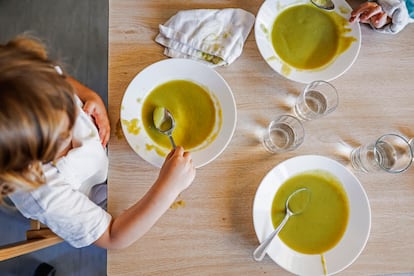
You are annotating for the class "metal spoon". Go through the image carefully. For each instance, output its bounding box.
[311,0,335,10]
[253,187,311,262]
[153,107,176,149]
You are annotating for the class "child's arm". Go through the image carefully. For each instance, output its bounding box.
[94,146,196,249]
[67,77,110,147]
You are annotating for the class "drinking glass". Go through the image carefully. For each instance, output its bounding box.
[294,80,338,121]
[263,115,305,153]
[350,133,413,173]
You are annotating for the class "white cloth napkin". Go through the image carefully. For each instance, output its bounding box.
[155,8,255,67]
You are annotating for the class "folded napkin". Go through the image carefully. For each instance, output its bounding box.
[155,8,255,67]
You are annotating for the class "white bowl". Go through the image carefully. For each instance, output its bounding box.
[120,58,237,168]
[255,0,361,83]
[253,155,371,275]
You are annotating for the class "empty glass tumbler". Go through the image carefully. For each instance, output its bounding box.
[294,80,338,121]
[350,133,413,173]
[263,115,305,153]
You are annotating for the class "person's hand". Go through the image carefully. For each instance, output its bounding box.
[349,2,391,28]
[83,95,110,147]
[156,146,196,195]
[67,77,110,147]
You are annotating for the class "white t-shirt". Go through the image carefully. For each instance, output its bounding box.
[9,96,112,248]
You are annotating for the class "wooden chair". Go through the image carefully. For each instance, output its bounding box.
[0,219,63,261]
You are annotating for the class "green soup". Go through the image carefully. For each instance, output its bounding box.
[142,80,218,150]
[271,4,354,70]
[271,170,349,254]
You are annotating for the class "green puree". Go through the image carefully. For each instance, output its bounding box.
[142,80,216,149]
[271,170,349,254]
[272,4,345,69]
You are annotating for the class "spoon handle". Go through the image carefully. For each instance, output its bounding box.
[168,134,176,149]
[253,214,290,262]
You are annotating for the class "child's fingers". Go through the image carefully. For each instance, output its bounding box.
[350,2,382,23]
[174,146,185,156]
[360,5,382,21]
[91,112,110,147]
[165,146,183,160]
[370,12,389,28]
[83,101,95,115]
[99,126,110,147]
[166,148,176,159]
[361,3,382,21]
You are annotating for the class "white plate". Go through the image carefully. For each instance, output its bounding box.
[253,155,371,275]
[255,0,361,83]
[120,58,237,168]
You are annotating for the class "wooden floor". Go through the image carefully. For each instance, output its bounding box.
[0,0,108,275]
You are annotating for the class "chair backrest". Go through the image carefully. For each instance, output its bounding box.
[0,219,63,261]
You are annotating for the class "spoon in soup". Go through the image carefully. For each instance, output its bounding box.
[253,187,311,262]
[311,0,335,10]
[153,106,176,149]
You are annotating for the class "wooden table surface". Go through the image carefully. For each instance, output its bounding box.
[108,0,414,274]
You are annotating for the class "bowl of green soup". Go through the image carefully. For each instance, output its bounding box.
[255,0,361,83]
[120,59,237,168]
[253,155,371,275]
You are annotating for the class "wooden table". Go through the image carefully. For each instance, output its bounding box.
[108,1,414,274]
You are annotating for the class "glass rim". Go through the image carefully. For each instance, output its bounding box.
[302,80,339,112]
[305,80,338,94]
[266,114,305,151]
[374,133,413,173]
[270,114,305,134]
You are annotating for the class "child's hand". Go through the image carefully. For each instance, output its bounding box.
[349,2,391,28]
[157,146,196,195]
[67,77,110,147]
[83,96,110,147]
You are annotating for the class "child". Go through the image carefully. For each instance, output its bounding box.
[0,35,196,249]
[349,0,414,34]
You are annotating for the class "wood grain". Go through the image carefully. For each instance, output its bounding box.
[108,0,414,274]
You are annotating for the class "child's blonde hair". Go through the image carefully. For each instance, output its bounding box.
[0,35,77,197]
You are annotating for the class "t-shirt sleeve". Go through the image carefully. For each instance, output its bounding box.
[9,168,112,248]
